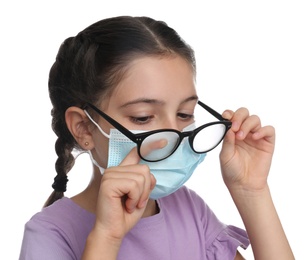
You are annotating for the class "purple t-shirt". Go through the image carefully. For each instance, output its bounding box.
[19,186,249,259]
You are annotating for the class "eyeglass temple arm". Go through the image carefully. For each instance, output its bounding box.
[197,100,229,121]
[83,103,138,141]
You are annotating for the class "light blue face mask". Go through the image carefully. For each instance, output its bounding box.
[107,124,206,199]
[88,120,206,200]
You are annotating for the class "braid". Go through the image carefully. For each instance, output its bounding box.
[44,34,103,207]
[44,37,88,207]
[44,110,75,207]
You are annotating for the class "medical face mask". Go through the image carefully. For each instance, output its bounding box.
[89,122,206,200]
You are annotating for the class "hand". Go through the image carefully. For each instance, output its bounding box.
[93,147,156,243]
[220,107,275,193]
[219,108,295,260]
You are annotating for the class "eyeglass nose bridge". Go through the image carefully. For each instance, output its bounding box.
[161,130,195,159]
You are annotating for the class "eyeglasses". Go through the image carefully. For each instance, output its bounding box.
[83,101,232,162]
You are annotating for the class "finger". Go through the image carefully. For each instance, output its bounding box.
[235,114,261,140]
[137,166,153,208]
[119,147,141,166]
[102,177,143,214]
[106,164,149,175]
[122,165,153,209]
[136,170,157,208]
[124,179,144,213]
[122,168,153,212]
[140,138,168,158]
[106,164,154,210]
[230,107,249,132]
[221,126,236,156]
[252,125,275,142]
[222,109,234,120]
[116,146,158,209]
[150,173,156,191]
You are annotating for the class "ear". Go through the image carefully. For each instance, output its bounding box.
[65,106,95,150]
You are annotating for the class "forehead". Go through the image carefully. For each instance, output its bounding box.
[124,54,195,78]
[107,55,196,106]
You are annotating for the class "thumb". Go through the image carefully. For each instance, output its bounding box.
[119,147,141,166]
[220,128,236,162]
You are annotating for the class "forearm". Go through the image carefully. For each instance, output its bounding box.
[82,228,121,260]
[230,185,294,260]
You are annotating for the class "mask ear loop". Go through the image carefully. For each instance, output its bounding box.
[83,109,107,174]
[88,150,105,174]
[71,149,105,174]
[84,109,110,138]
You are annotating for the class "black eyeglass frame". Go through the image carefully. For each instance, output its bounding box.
[83,101,232,162]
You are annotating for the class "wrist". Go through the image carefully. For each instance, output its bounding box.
[225,176,270,198]
[227,183,272,210]
[82,226,122,260]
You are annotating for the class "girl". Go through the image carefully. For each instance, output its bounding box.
[19,16,294,259]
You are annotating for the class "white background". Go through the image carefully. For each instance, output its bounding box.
[1,1,305,259]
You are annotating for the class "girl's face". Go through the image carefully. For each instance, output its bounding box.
[92,55,198,168]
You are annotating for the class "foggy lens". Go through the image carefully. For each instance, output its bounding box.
[193,123,226,152]
[140,131,180,161]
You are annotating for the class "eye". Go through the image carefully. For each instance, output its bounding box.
[177,113,194,121]
[130,115,154,125]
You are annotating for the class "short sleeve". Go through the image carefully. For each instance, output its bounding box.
[206,225,249,260]
[19,217,76,260]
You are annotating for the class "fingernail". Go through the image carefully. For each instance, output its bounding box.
[223,111,230,119]
[236,130,244,138]
[232,121,239,131]
[139,199,148,208]
[127,207,135,213]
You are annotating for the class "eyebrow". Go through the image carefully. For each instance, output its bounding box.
[182,95,198,104]
[120,98,165,108]
[120,95,198,108]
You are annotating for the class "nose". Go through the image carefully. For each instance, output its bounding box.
[161,118,180,131]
